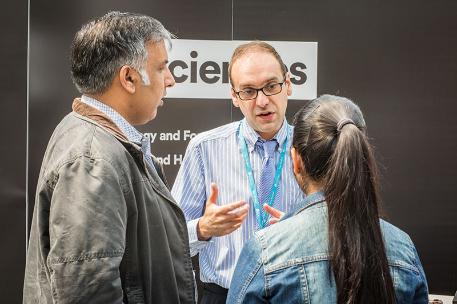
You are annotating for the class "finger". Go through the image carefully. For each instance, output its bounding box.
[206,183,218,205]
[263,204,284,219]
[226,204,249,218]
[217,210,248,227]
[269,218,280,225]
[225,222,243,234]
[220,200,248,214]
[209,208,247,232]
[213,221,244,237]
[230,210,249,223]
[233,222,242,229]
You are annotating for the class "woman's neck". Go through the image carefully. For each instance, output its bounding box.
[303,180,323,196]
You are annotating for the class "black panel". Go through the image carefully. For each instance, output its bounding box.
[0,0,27,303]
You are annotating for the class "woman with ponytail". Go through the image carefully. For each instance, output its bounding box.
[227,95,428,304]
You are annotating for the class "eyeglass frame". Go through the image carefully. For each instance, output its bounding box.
[232,76,287,101]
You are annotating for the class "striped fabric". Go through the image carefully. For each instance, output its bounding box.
[80,95,155,170]
[257,139,279,213]
[171,118,305,289]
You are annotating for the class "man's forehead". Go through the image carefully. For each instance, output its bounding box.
[231,52,283,86]
[233,51,282,70]
[147,40,168,62]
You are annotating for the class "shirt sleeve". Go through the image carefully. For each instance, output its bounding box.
[227,236,267,304]
[171,140,210,255]
[46,156,127,303]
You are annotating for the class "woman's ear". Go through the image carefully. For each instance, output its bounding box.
[291,147,303,176]
[291,147,315,195]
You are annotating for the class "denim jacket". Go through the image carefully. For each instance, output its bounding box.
[227,191,428,304]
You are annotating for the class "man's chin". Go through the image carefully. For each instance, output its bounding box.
[254,120,276,130]
[254,122,285,139]
[150,110,158,121]
[139,110,158,125]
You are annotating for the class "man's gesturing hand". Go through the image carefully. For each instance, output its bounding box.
[263,204,285,225]
[197,183,249,241]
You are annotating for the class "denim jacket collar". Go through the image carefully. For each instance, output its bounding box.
[282,190,325,221]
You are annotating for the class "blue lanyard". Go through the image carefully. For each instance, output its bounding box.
[238,123,289,229]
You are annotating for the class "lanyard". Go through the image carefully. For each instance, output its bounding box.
[238,123,289,229]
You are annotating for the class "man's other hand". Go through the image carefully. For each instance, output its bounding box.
[197,183,249,241]
[263,204,285,225]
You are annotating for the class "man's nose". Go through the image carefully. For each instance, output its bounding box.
[166,67,176,88]
[255,90,269,107]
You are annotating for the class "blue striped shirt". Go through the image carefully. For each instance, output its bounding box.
[171,119,305,288]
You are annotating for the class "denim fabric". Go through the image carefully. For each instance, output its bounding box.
[228,192,428,304]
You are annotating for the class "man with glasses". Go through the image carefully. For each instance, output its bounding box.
[172,41,304,304]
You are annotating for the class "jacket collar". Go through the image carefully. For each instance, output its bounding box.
[71,98,176,204]
[72,98,128,142]
[80,95,145,145]
[282,190,326,221]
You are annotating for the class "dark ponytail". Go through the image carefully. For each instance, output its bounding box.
[293,95,396,304]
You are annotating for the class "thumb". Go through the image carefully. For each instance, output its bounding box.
[206,183,218,205]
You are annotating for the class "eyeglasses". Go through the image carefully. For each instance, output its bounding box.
[233,79,286,101]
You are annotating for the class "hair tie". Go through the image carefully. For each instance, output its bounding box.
[336,118,355,132]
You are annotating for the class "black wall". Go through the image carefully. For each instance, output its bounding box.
[232,0,457,293]
[0,0,455,301]
[0,0,27,303]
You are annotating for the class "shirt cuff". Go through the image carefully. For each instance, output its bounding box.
[188,218,210,257]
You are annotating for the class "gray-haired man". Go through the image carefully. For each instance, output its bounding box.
[23,12,195,304]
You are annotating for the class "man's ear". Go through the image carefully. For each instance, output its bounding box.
[285,72,292,96]
[231,88,240,108]
[291,147,303,176]
[119,65,137,94]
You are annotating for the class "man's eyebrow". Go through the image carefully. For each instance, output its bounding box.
[238,83,255,89]
[264,77,281,83]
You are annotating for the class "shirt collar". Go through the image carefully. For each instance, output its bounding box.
[80,95,144,145]
[240,118,290,153]
[282,190,326,220]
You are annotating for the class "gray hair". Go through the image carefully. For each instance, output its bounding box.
[70,11,172,94]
